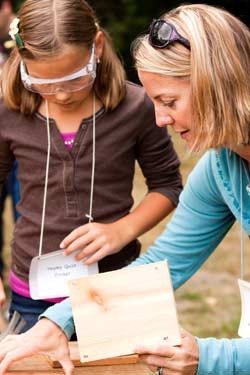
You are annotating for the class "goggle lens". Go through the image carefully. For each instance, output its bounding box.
[23,72,96,95]
[20,44,97,95]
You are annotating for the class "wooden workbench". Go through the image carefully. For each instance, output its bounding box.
[7,356,150,374]
[6,342,150,374]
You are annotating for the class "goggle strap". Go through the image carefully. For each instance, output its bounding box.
[20,44,96,86]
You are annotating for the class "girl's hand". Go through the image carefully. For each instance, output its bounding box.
[61,221,130,264]
[135,328,199,375]
[0,318,74,375]
[0,278,6,307]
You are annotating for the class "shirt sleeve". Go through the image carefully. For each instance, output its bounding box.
[40,298,75,339]
[130,151,235,290]
[136,92,182,207]
[197,337,250,374]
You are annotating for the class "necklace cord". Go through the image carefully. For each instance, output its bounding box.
[38,94,96,257]
[85,93,96,223]
[38,99,51,258]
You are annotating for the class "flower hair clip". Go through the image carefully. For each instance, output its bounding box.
[9,17,24,48]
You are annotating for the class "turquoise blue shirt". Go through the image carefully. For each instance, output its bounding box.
[42,148,250,374]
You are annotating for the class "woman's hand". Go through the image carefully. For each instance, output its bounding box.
[61,221,130,264]
[135,328,199,375]
[0,318,74,375]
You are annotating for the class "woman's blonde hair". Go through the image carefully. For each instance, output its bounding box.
[1,0,126,115]
[132,4,250,151]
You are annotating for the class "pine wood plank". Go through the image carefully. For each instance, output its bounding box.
[6,354,149,374]
[69,260,181,363]
[48,342,139,367]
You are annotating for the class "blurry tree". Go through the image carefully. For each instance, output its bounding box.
[89,0,250,81]
[89,0,168,81]
[12,0,21,12]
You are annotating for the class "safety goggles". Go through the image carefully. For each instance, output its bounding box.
[149,19,190,50]
[20,44,96,95]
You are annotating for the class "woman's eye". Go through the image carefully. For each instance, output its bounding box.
[163,100,176,108]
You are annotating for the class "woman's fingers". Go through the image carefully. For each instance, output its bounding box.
[0,335,38,374]
[136,344,175,357]
[136,329,199,375]
[139,353,167,368]
[59,358,75,375]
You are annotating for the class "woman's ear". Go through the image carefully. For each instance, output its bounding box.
[94,31,104,61]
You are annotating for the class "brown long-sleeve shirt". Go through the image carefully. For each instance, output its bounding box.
[0,82,182,281]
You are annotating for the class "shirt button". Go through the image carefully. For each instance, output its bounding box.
[82,124,87,130]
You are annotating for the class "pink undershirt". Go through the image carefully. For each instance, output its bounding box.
[9,132,77,302]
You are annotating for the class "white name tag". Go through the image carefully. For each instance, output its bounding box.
[238,278,250,338]
[29,250,98,300]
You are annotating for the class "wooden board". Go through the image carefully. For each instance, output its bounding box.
[48,342,139,367]
[69,260,181,363]
[6,353,149,375]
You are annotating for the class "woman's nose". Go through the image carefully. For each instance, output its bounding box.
[155,110,174,128]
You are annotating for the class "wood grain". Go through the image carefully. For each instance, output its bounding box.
[69,261,181,362]
[6,354,149,374]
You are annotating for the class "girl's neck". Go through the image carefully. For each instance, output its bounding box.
[38,93,103,133]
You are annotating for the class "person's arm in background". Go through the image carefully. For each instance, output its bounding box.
[62,93,182,264]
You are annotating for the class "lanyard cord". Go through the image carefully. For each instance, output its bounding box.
[38,99,51,258]
[38,94,96,258]
[86,93,95,223]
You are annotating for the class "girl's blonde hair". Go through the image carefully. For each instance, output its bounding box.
[133,4,250,151]
[1,0,126,115]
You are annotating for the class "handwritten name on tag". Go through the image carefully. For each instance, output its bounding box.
[29,250,98,300]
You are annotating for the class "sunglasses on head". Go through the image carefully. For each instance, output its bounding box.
[149,19,190,50]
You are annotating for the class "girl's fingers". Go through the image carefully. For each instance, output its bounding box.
[63,232,94,255]
[60,224,90,249]
[75,238,106,261]
[83,246,110,264]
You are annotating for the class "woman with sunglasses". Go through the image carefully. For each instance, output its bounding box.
[0,0,182,334]
[0,3,249,375]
